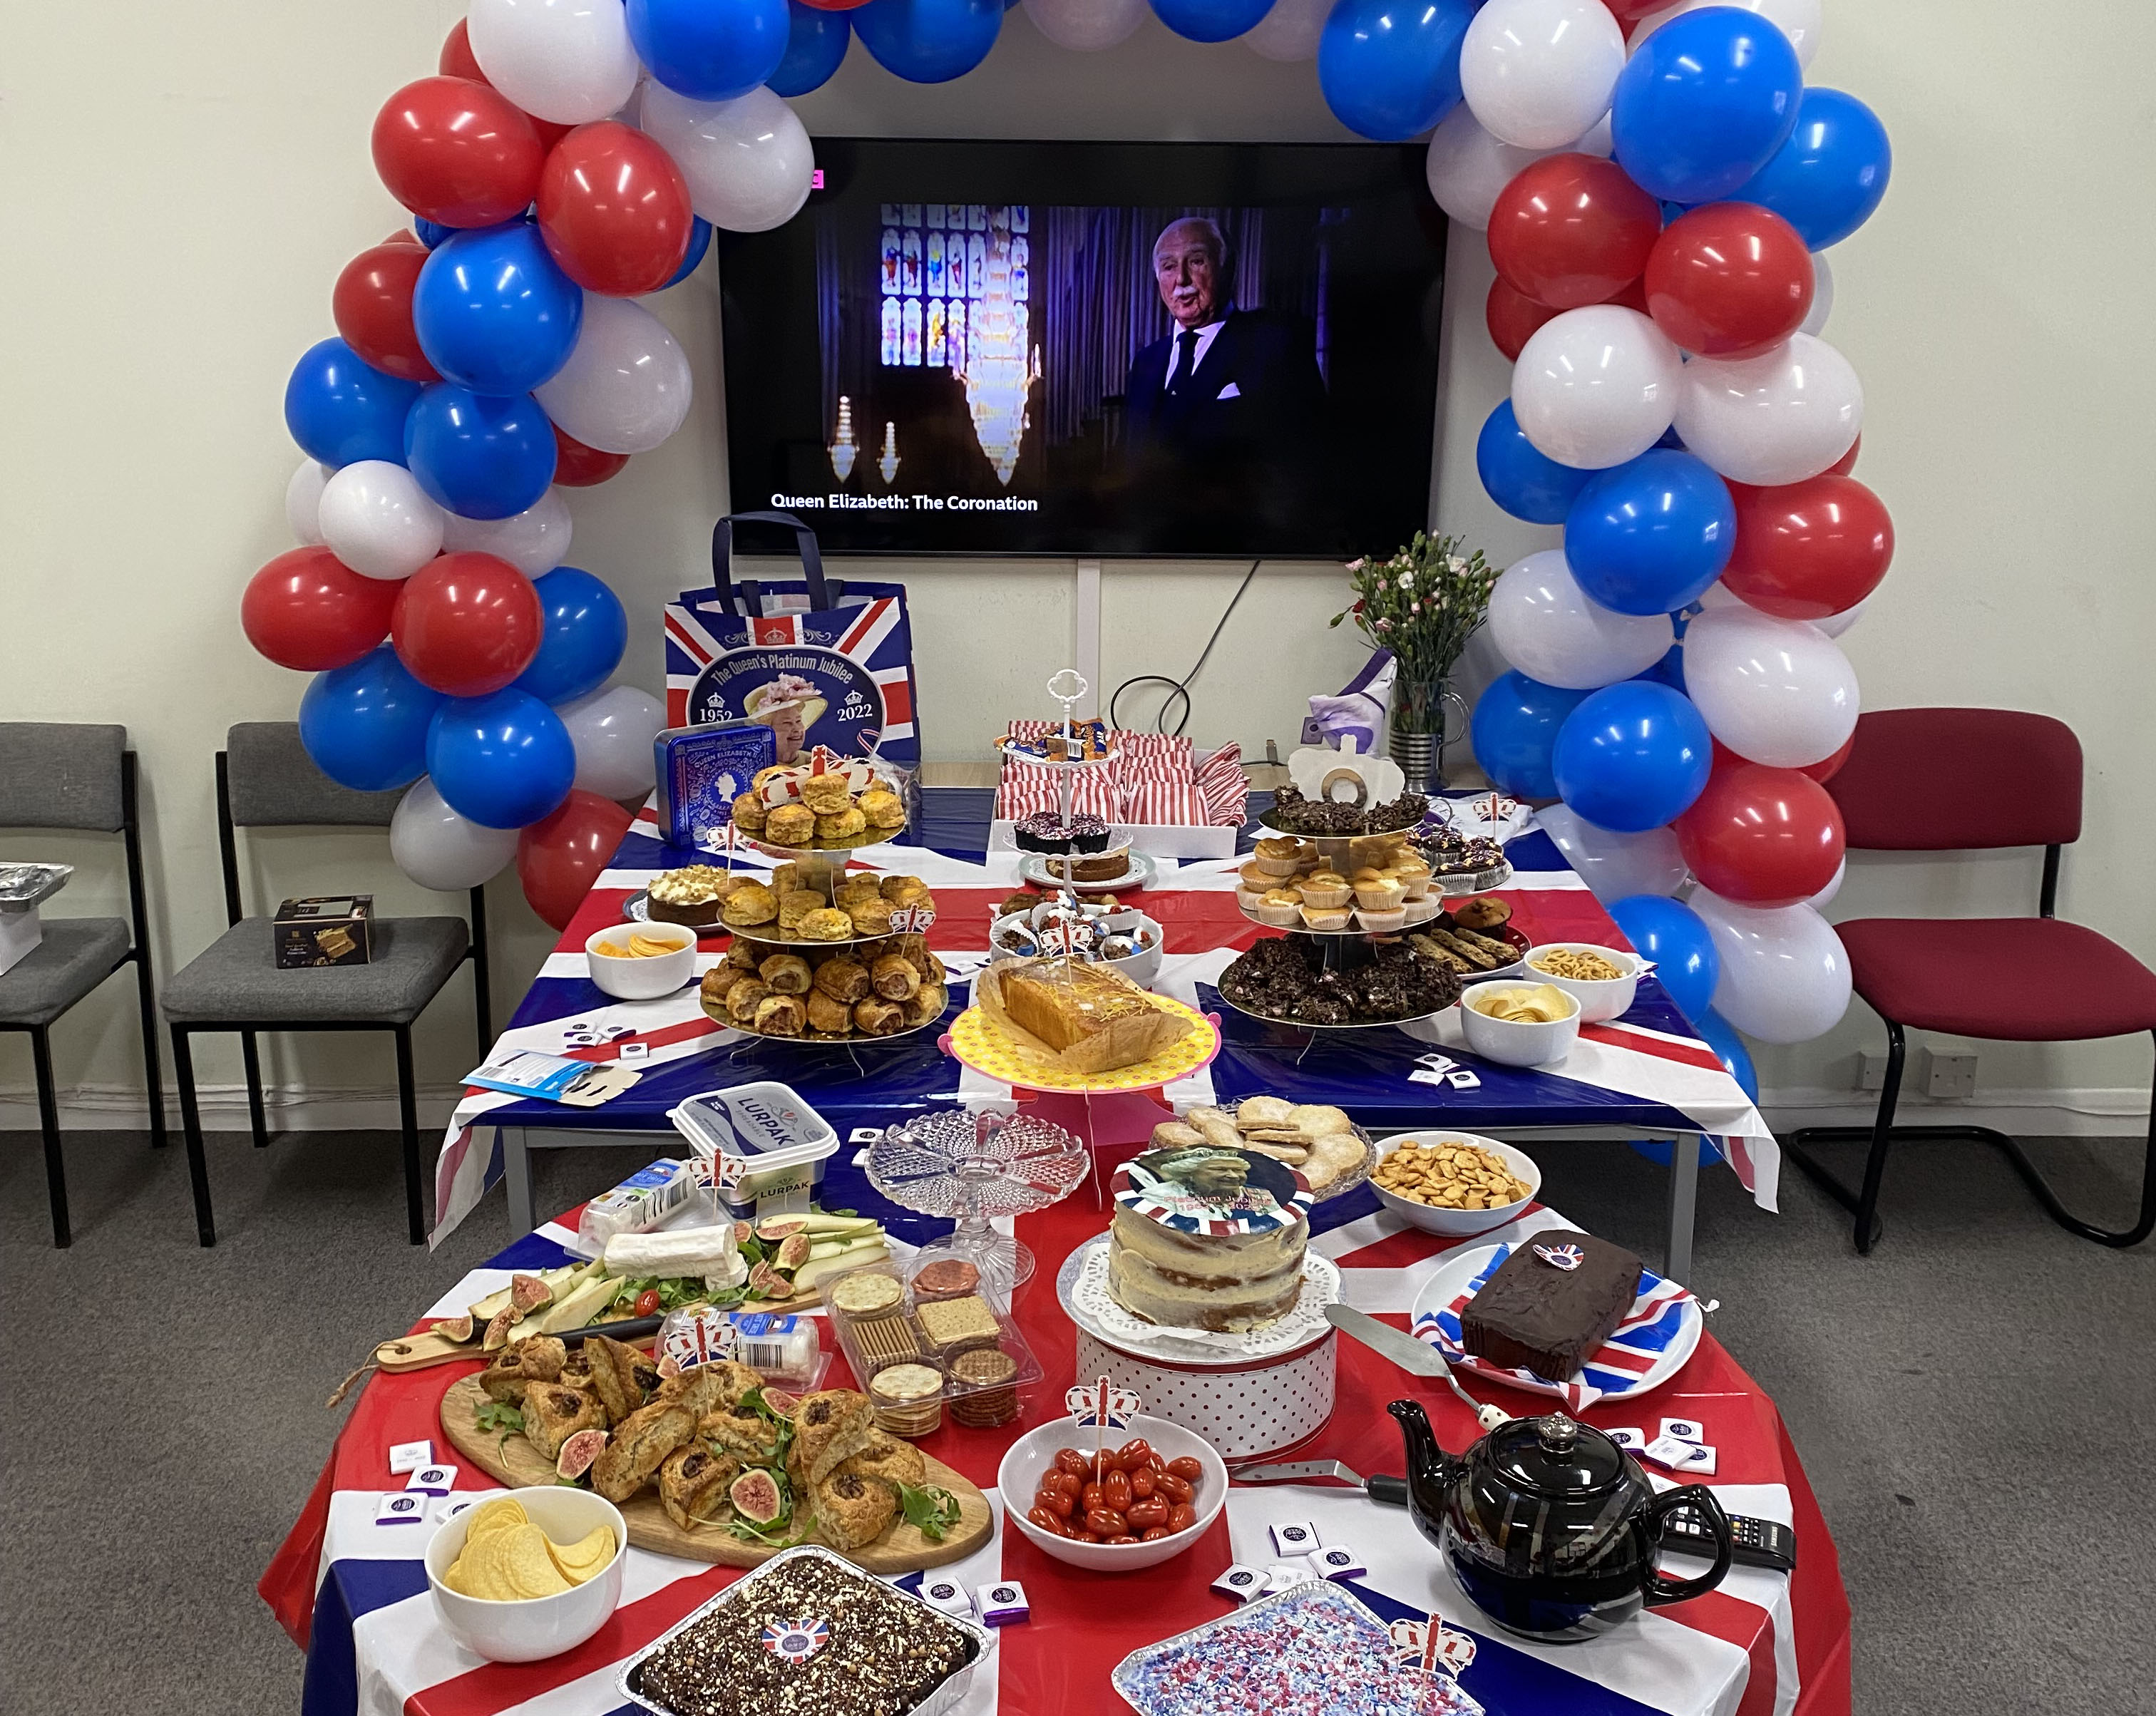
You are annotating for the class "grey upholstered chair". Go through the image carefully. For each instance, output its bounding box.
[162,724,492,1246]
[0,724,164,1247]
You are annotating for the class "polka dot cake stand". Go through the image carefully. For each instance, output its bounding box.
[865,1108,1091,1294]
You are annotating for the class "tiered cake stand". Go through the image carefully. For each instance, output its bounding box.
[865,1108,1091,1294]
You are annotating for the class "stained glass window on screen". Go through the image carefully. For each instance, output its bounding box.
[878,204,1030,374]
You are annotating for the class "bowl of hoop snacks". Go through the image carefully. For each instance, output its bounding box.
[426,1489,627,1662]
[1521,942,1644,1023]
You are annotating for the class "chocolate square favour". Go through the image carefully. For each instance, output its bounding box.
[977,1581,1030,1626]
[1460,1230,1642,1382]
[1211,1564,1268,1603]
[1309,1544,1367,1581]
[918,1576,975,1619]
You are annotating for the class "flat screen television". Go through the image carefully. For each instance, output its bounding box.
[717,138,1448,560]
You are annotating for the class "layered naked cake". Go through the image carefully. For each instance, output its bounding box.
[1107,1147,1313,1333]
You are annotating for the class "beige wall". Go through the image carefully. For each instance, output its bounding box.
[2,2,2150,1129]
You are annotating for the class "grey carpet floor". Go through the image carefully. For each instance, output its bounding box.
[1,1123,2149,1714]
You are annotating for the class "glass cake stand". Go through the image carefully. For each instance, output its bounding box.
[866,1108,1091,1295]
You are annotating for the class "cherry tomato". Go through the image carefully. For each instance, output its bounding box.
[1102,1470,1133,1511]
[1140,1526,1171,1541]
[1081,1481,1104,1513]
[1155,1472,1194,1505]
[1115,1438,1153,1471]
[1047,1471,1082,1499]
[1084,1508,1127,1538]
[1041,1488,1074,1519]
[1102,1533,1136,1545]
[1072,1527,1102,1543]
[1130,1468,1156,1501]
[1146,1451,1169,1474]
[1167,1502,1198,1533]
[1126,1496,1169,1530]
[633,1288,662,1317]
[1167,1456,1203,1483]
[1027,1506,1064,1535]
[1055,1449,1092,1478]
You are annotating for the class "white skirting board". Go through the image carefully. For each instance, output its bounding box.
[0,1082,2147,1137]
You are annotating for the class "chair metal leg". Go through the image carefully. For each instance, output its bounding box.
[30,1027,70,1248]
[1785,1019,1903,1253]
[240,1031,270,1149]
[170,1028,215,1247]
[395,1026,425,1246]
[133,955,168,1150]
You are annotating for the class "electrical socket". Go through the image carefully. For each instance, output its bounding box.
[1921,1049,1978,1100]
[1858,1052,1889,1091]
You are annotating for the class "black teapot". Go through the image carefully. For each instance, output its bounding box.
[1390,1398,1733,1643]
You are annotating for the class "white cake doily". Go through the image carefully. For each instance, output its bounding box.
[1057,1234,1342,1366]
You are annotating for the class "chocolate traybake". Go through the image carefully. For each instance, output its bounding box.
[1461,1230,1642,1382]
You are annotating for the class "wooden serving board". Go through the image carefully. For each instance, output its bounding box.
[438,1376,990,1573]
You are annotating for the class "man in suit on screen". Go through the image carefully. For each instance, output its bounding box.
[1121,216,1328,545]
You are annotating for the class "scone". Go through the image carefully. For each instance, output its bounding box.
[858,787,905,829]
[797,908,853,941]
[765,803,815,846]
[816,806,868,842]
[800,774,855,815]
[729,793,766,834]
[720,880,779,928]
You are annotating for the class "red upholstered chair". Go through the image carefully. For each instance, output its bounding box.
[1786,709,2156,1253]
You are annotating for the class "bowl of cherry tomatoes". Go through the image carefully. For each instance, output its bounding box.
[997,1413,1228,1572]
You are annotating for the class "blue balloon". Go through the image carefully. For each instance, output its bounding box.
[1693,1007,1758,1101]
[1611,8,1802,204]
[412,224,582,399]
[628,0,790,100]
[662,217,714,289]
[1607,893,1720,1023]
[1564,450,1735,617]
[1634,644,1688,695]
[1477,399,1597,525]
[426,690,577,830]
[297,647,442,793]
[768,1,851,96]
[853,0,1004,83]
[1150,0,1273,43]
[415,217,453,250]
[1731,88,1891,250]
[404,384,558,520]
[513,568,630,705]
[1318,0,1476,142]
[1552,682,1712,833]
[1470,672,1588,802]
[283,339,420,468]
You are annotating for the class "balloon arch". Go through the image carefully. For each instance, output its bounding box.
[242,0,1890,1048]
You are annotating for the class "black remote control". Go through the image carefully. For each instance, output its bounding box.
[1660,1504,1797,1573]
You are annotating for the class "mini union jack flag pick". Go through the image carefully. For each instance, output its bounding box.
[761,1617,828,1664]
[1067,1377,1142,1431]
[890,904,936,933]
[1533,1243,1586,1273]
[1389,1613,1477,1679]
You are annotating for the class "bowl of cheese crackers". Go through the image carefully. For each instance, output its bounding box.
[1368,1132,1541,1235]
[1148,1096,1373,1198]
[426,1489,626,1663]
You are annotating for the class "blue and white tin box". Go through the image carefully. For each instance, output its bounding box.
[653,721,779,850]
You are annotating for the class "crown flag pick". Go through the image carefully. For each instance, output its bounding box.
[1390,1613,1478,1680]
[1067,1376,1142,1474]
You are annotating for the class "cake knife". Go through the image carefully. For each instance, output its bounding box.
[1324,1304,1452,1377]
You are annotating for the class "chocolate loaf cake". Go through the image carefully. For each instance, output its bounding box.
[1460,1231,1641,1382]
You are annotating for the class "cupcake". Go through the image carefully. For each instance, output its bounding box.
[1356,903,1407,933]
[1300,903,1352,931]
[1355,875,1406,914]
[1388,858,1434,900]
[1256,888,1305,928]
[1236,885,1270,913]
[1237,859,1274,891]
[1300,870,1352,909]
[1254,837,1303,877]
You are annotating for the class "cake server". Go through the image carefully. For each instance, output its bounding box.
[1228,1457,1410,1508]
[1325,1304,1451,1377]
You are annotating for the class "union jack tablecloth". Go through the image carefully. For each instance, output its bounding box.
[264,1155,1850,1716]
[430,790,1777,1246]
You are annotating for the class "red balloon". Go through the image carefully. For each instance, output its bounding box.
[1827,433,1860,476]
[537,123,695,297]
[1487,277,1560,361]
[517,790,635,931]
[551,422,632,487]
[1799,731,1856,785]
[241,547,400,672]
[1721,475,1894,620]
[371,76,545,230]
[796,0,874,10]
[1601,0,1669,19]
[1675,761,1845,907]
[390,553,543,697]
[438,21,573,149]
[332,242,438,384]
[1488,153,1663,310]
[1645,202,1814,359]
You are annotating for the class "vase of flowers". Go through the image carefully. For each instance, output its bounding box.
[1332,531,1497,791]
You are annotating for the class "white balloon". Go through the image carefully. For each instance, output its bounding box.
[1632,0,1820,68]
[1243,0,1328,61]
[1683,604,1859,768]
[1800,252,1834,337]
[534,295,694,456]
[1462,0,1626,150]
[1489,549,1675,690]
[1675,334,1864,487]
[1806,855,1846,911]
[1693,890,1851,1043]
[1424,105,1611,231]
[1536,803,1690,903]
[286,458,330,545]
[1023,0,1145,51]
[441,488,574,577]
[1512,305,1683,471]
[466,0,641,125]
[642,84,815,235]
[1813,594,1868,639]
[390,777,520,891]
[317,461,445,580]
[560,685,666,799]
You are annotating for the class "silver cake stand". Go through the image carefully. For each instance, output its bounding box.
[865,1108,1091,1294]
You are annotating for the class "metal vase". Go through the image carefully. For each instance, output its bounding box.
[1389,677,1469,793]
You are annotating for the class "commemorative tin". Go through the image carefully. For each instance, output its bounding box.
[653,721,779,851]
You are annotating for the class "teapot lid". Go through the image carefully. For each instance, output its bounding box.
[1484,1412,1628,1496]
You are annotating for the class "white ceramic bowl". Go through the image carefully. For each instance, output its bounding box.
[1459,978,1583,1068]
[1519,942,1643,1023]
[987,909,1165,990]
[425,1487,627,1663]
[1369,1133,1541,1235]
[997,1412,1227,1572]
[585,921,698,1000]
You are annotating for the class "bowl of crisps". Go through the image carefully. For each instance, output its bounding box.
[1369,1131,1541,1236]
[585,921,698,1001]
[1460,980,1581,1068]
[426,1489,627,1663]
[1521,942,1643,1023]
